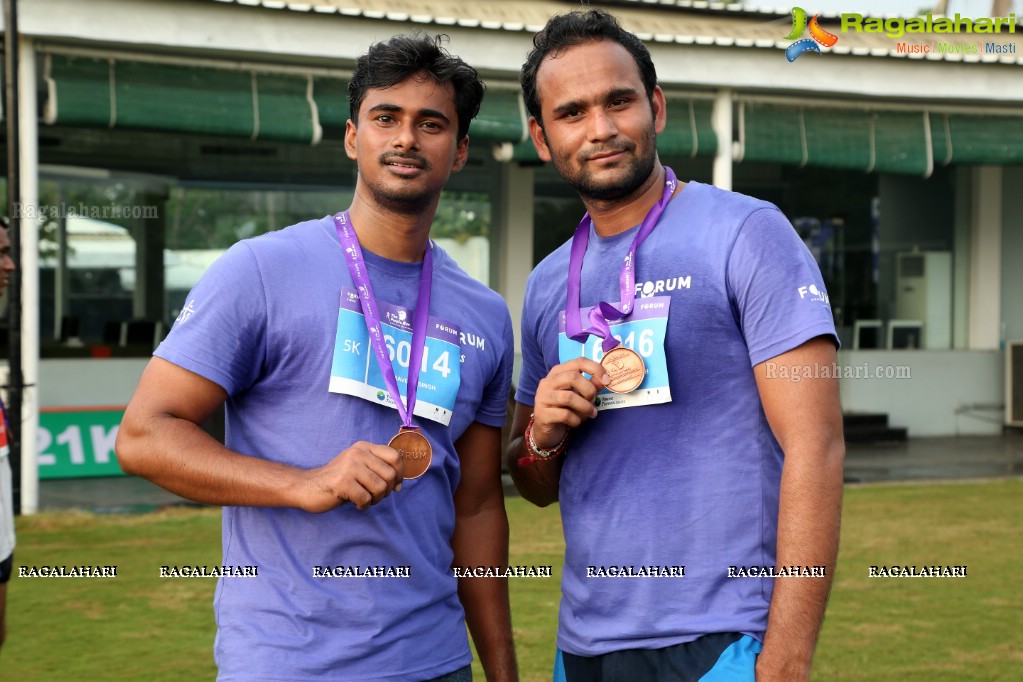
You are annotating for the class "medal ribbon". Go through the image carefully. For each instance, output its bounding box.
[333,211,431,430]
[565,166,678,352]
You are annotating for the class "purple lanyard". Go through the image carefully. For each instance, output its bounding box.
[333,212,431,429]
[565,166,677,352]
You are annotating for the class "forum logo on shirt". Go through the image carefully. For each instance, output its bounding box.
[636,274,692,298]
[797,283,830,306]
[785,7,839,61]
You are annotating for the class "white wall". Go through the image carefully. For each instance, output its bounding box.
[968,167,1004,349]
[838,349,1003,436]
[38,358,148,407]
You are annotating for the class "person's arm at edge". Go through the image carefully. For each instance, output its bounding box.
[115,357,402,512]
[452,421,518,682]
[753,335,845,681]
[0,580,7,649]
[504,402,564,507]
[505,357,608,507]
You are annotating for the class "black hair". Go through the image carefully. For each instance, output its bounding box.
[349,33,484,141]
[520,8,658,127]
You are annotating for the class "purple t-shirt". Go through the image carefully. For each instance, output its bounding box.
[156,217,513,681]
[516,181,838,656]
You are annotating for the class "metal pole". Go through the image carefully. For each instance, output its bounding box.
[3,0,24,515]
[17,35,39,514]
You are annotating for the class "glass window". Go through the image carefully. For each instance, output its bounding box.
[37,175,157,349]
[735,163,958,351]
[162,186,351,324]
[432,191,491,286]
[32,172,492,357]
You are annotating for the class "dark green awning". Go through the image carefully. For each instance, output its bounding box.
[931,112,1023,165]
[740,102,932,175]
[255,73,319,143]
[739,103,807,167]
[44,54,320,144]
[659,98,718,158]
[34,52,1023,169]
[113,60,257,139]
[737,101,1023,176]
[43,54,114,128]
[805,108,873,171]
[471,89,526,143]
[313,77,349,130]
[739,102,932,176]
[873,111,932,176]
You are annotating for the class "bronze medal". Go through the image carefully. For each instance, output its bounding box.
[388,427,432,480]
[600,344,646,394]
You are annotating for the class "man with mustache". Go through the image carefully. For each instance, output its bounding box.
[507,9,844,681]
[0,217,16,652]
[118,35,517,681]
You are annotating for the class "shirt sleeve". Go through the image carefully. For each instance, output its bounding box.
[726,207,840,367]
[155,241,268,395]
[474,305,515,428]
[513,272,545,408]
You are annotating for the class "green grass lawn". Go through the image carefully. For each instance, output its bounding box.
[3,479,1020,680]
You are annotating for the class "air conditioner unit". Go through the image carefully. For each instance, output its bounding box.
[1008,341,1023,427]
[895,251,952,350]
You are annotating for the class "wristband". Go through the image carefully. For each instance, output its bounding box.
[518,414,569,466]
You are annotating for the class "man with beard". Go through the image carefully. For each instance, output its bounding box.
[507,9,844,681]
[118,35,517,681]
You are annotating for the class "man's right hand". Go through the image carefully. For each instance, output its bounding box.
[117,358,411,513]
[301,441,404,512]
[530,357,609,449]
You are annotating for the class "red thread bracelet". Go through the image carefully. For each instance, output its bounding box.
[518,414,569,466]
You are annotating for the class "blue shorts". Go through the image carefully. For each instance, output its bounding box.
[428,664,471,682]
[555,633,761,682]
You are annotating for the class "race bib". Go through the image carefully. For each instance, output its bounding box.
[329,287,461,425]
[558,296,672,411]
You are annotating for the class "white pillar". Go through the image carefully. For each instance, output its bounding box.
[55,185,69,340]
[489,162,534,382]
[952,168,971,350]
[18,38,40,514]
[711,88,733,191]
[967,166,1002,350]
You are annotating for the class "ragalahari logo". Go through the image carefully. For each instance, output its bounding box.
[784,7,839,61]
